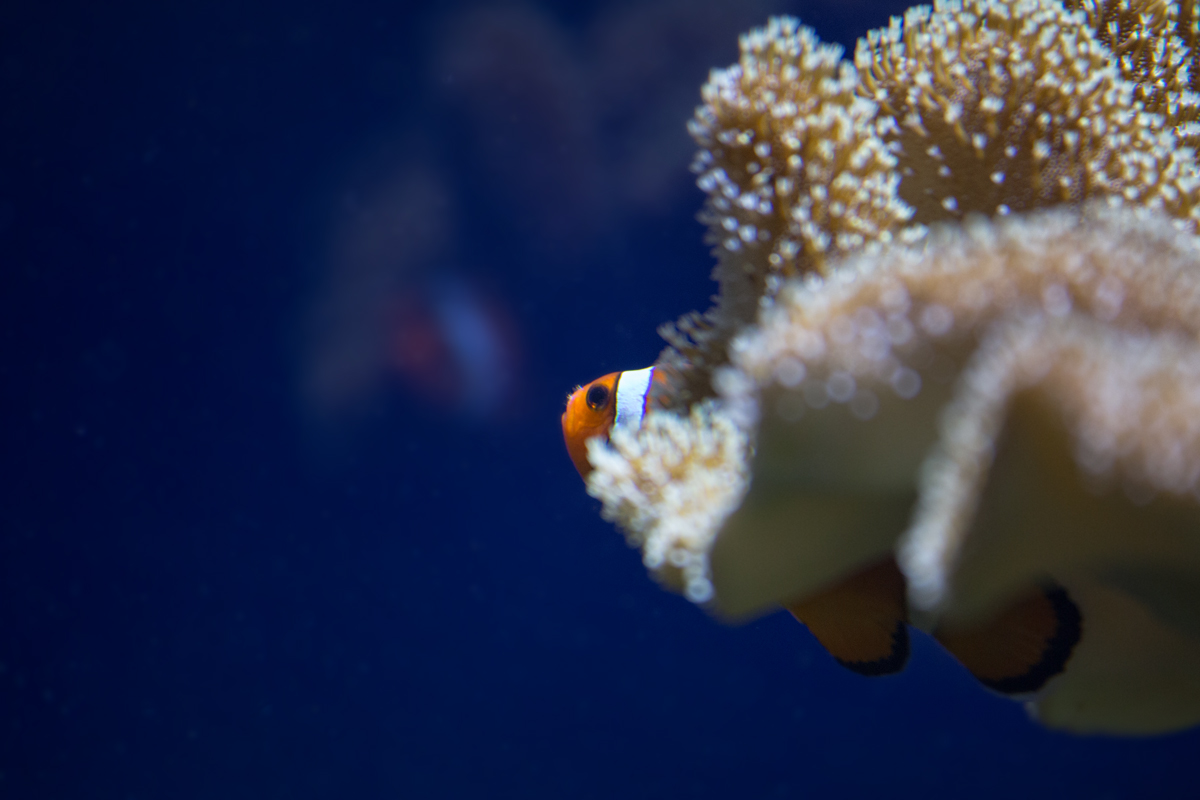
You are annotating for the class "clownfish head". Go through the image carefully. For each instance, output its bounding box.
[562,366,662,479]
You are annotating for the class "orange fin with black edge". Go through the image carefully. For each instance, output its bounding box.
[935,583,1082,695]
[786,557,910,676]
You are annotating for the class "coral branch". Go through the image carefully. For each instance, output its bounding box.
[584,0,1200,734]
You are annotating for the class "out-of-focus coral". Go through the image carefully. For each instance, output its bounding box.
[586,0,1200,734]
[589,400,749,603]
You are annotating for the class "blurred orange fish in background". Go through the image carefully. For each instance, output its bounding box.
[298,157,526,434]
[387,275,522,420]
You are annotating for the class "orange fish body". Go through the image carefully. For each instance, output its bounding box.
[562,367,662,479]
[787,557,1081,694]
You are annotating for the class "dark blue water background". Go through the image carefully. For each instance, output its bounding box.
[2,0,1196,797]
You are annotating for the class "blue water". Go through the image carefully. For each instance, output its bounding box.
[3,1,1197,797]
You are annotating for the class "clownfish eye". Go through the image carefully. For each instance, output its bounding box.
[586,384,610,410]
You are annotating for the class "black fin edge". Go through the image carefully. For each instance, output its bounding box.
[978,585,1082,695]
[836,621,910,677]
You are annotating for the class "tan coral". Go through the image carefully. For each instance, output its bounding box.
[589,204,1200,733]
[903,313,1200,621]
[662,3,1200,409]
[584,3,1200,735]
[720,202,1200,607]
[1065,0,1200,149]
[856,0,1200,226]
[662,17,915,405]
[899,310,1200,733]
[689,18,912,283]
[587,401,749,604]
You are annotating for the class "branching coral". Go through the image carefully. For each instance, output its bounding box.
[661,0,1200,406]
[663,18,916,404]
[585,0,1200,734]
[588,401,749,603]
[858,0,1199,225]
[1064,0,1200,147]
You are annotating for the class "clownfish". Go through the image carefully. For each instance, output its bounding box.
[561,369,1080,695]
[561,366,664,479]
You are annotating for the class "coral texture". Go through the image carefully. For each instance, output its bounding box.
[588,401,749,604]
[660,0,1200,405]
[586,0,1200,733]
[859,0,1199,225]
